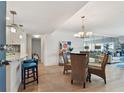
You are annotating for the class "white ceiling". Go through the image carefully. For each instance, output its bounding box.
[58,1,124,37]
[7,1,87,34]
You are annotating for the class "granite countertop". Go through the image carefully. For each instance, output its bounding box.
[6,52,20,61]
[6,52,27,62]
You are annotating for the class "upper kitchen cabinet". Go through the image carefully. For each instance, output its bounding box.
[6,28,22,45]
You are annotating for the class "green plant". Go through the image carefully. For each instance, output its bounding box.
[68,47,73,52]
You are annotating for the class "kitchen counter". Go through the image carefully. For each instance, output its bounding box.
[6,55,27,92]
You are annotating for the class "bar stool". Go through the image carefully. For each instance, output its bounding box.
[22,61,38,89]
[22,59,38,80]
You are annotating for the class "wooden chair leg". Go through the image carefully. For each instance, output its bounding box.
[86,74,89,82]
[104,79,106,84]
[66,70,68,73]
[89,73,91,83]
[21,68,23,83]
[32,68,35,80]
[103,75,106,84]
[27,69,29,78]
[83,82,85,88]
[71,80,73,84]
[36,66,39,84]
[24,68,26,89]
[63,69,65,74]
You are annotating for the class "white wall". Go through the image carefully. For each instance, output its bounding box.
[41,35,46,63]
[27,34,32,58]
[20,32,27,58]
[43,31,83,66]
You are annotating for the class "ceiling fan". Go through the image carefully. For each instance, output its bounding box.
[6,10,23,32]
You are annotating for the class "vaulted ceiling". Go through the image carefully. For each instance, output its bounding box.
[7,1,88,34]
[58,1,124,37]
[7,1,124,37]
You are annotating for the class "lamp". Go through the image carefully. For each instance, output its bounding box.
[74,16,93,38]
[74,31,93,38]
[6,10,24,33]
[74,16,93,51]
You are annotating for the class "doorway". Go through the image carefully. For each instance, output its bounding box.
[32,38,41,63]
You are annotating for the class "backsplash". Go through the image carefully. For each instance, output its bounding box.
[6,45,20,60]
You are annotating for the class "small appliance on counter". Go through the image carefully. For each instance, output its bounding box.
[0,60,10,66]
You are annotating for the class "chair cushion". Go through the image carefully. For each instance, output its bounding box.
[24,59,38,64]
[24,59,34,63]
[22,63,36,68]
[88,65,102,70]
[88,62,101,67]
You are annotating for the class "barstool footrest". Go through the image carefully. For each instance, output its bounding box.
[25,76,37,79]
[25,71,36,75]
[25,79,38,85]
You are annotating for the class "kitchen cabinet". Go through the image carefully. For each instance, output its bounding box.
[6,28,21,45]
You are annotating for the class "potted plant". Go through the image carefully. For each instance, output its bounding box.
[68,47,73,53]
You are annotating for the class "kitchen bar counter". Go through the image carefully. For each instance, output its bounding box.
[6,55,27,92]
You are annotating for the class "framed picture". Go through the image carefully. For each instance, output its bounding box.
[95,45,101,49]
[85,46,89,49]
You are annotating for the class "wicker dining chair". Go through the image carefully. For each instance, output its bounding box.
[80,51,90,64]
[88,53,109,84]
[62,52,71,74]
[70,53,88,88]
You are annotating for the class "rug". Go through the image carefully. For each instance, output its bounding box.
[116,63,124,68]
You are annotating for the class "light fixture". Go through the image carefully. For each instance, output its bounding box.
[6,17,10,20]
[74,16,93,38]
[6,10,22,33]
[33,35,41,38]
[19,35,23,39]
[74,31,93,38]
[78,32,84,37]
[86,32,93,36]
[74,33,80,38]
[6,10,24,34]
[10,27,16,33]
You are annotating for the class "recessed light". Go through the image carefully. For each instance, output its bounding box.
[6,17,10,20]
[19,35,23,39]
[33,35,41,38]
